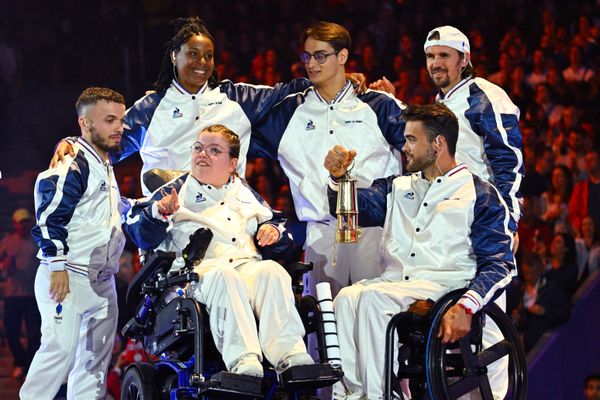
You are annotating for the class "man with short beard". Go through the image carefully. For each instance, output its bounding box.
[21,87,128,400]
[324,103,515,399]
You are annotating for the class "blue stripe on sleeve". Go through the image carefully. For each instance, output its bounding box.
[468,175,515,302]
[465,84,523,230]
[32,153,89,257]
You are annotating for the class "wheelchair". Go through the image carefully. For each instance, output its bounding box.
[383,289,527,400]
[120,226,342,400]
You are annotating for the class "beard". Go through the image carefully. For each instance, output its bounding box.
[89,124,121,154]
[429,67,451,89]
[406,146,437,173]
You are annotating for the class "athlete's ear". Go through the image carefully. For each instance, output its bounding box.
[338,48,349,65]
[171,51,177,65]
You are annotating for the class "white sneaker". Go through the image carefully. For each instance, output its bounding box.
[331,381,367,399]
[231,354,263,377]
[276,352,315,373]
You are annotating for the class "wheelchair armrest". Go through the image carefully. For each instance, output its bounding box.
[126,250,176,308]
[143,168,187,193]
[284,261,313,278]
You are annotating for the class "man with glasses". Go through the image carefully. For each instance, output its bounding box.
[250,21,407,298]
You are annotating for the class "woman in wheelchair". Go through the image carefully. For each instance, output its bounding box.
[125,124,314,379]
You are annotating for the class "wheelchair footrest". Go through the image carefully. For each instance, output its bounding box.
[279,363,343,391]
[200,371,262,399]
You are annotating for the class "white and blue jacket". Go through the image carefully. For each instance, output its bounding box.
[328,164,516,313]
[250,81,406,223]
[437,76,524,231]
[115,78,311,194]
[32,138,127,280]
[125,174,292,271]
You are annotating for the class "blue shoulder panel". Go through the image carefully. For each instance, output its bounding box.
[358,91,406,152]
[112,90,167,163]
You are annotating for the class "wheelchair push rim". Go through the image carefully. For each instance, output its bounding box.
[425,297,527,400]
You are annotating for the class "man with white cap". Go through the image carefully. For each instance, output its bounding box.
[423,25,522,399]
[372,25,522,399]
[422,25,524,235]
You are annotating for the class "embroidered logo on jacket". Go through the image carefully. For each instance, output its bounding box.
[195,192,206,203]
[172,107,183,118]
[54,303,63,325]
[305,120,316,131]
[99,180,107,191]
[403,191,415,200]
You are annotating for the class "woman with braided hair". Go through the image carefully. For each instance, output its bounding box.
[52,17,312,195]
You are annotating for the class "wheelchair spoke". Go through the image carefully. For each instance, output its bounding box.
[475,339,513,368]
[447,374,481,398]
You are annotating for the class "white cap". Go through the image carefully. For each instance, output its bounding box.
[423,25,470,54]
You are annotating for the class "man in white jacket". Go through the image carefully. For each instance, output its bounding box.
[21,87,128,400]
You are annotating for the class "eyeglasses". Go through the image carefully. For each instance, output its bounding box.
[191,143,228,157]
[299,50,339,64]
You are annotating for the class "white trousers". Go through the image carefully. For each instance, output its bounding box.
[303,222,384,298]
[334,278,449,400]
[21,266,118,400]
[335,279,509,400]
[190,260,307,370]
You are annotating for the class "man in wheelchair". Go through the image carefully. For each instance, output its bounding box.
[124,124,335,397]
[324,103,518,399]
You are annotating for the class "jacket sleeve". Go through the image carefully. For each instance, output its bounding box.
[242,179,294,259]
[464,82,524,232]
[458,176,517,313]
[111,91,165,163]
[327,175,397,228]
[358,90,407,153]
[31,155,88,271]
[222,78,311,126]
[124,181,179,251]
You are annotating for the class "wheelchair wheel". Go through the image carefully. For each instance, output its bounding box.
[425,298,527,400]
[122,366,158,400]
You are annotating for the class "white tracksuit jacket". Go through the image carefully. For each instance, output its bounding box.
[22,137,126,400]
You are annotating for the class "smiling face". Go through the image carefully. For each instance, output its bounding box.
[174,34,215,93]
[191,130,237,187]
[425,45,466,93]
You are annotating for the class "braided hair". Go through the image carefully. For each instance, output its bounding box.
[154,17,220,91]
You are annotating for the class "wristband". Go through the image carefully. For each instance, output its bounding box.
[456,303,473,315]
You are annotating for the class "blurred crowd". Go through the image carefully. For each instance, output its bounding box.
[0,0,599,387]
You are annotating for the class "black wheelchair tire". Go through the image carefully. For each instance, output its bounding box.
[425,299,528,400]
[121,367,159,400]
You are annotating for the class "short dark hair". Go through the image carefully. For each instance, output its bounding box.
[402,103,459,156]
[75,87,125,116]
[201,124,240,159]
[302,21,351,52]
